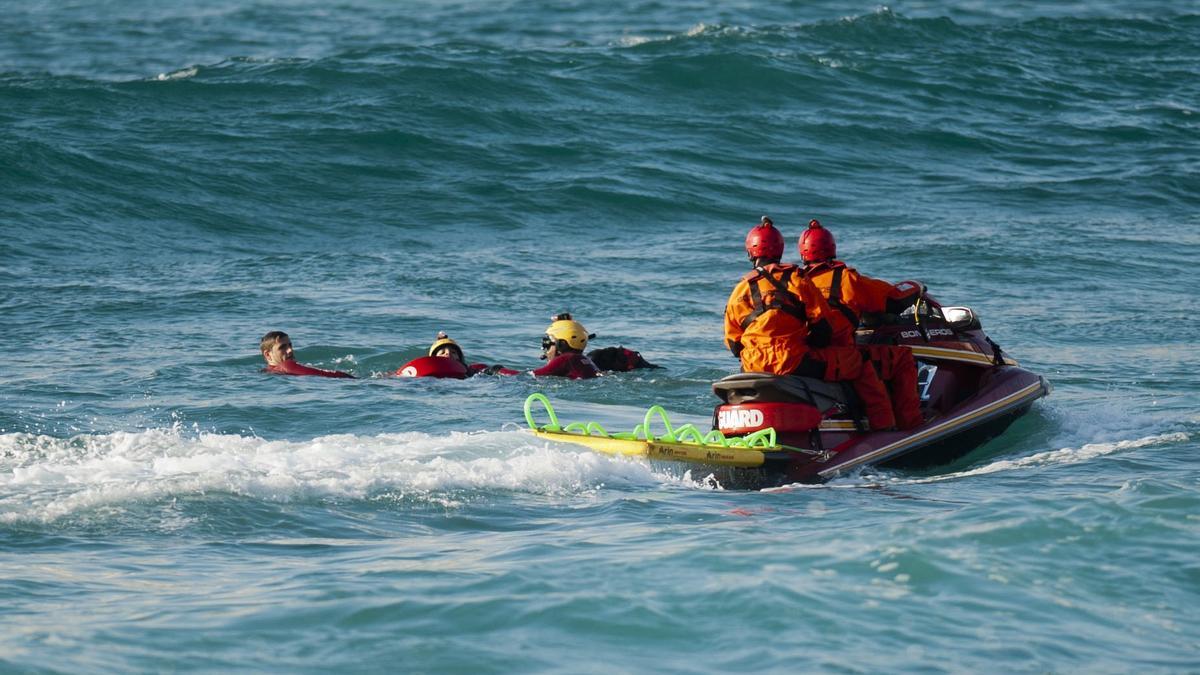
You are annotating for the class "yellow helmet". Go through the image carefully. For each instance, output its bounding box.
[543,313,594,353]
[428,331,465,362]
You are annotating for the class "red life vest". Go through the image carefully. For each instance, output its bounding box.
[396,356,469,379]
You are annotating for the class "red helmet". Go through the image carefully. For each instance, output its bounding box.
[799,219,836,263]
[745,216,785,261]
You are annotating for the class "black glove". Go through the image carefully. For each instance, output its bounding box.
[794,355,827,378]
[727,340,743,358]
[806,318,832,349]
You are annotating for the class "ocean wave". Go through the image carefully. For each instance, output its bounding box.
[155,66,198,81]
[0,428,715,524]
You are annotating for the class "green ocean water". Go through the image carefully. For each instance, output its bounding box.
[2,1,1199,671]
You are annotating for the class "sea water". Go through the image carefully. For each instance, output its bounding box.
[2,1,1198,671]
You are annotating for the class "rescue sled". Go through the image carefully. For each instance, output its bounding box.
[524,297,1051,489]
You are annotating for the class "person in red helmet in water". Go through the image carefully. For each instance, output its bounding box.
[533,313,600,379]
[260,331,355,378]
[800,219,924,430]
[427,332,519,377]
[724,216,898,431]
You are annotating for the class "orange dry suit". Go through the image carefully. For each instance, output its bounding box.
[724,263,897,431]
[805,261,924,430]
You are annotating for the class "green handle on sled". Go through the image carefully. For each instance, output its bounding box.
[524,393,561,431]
[562,421,610,437]
[642,405,675,442]
[671,424,706,445]
[525,393,778,450]
[733,428,777,449]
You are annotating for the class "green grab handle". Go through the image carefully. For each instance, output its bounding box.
[642,405,676,442]
[702,429,731,446]
[743,428,777,448]
[722,428,775,449]
[524,393,561,431]
[563,422,589,434]
[524,394,772,450]
[671,424,706,445]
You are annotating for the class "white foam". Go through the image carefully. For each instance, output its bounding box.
[765,430,1192,491]
[618,35,654,47]
[847,431,1191,488]
[0,429,713,523]
[617,22,727,47]
[155,66,198,81]
[1045,398,1173,447]
[923,432,1191,482]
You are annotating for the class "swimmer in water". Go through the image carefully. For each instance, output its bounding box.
[532,313,600,379]
[260,331,355,378]
[427,332,518,376]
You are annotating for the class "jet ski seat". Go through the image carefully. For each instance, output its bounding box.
[712,372,849,411]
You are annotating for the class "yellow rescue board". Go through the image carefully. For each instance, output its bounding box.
[530,429,768,468]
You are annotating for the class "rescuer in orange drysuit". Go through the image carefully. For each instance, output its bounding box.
[799,219,924,430]
[724,216,897,431]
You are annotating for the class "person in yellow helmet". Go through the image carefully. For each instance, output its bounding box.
[533,313,600,379]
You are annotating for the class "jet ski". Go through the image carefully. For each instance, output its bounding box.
[524,295,1051,489]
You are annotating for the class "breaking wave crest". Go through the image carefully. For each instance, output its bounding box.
[0,428,713,523]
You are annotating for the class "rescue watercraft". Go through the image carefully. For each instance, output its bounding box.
[524,297,1050,489]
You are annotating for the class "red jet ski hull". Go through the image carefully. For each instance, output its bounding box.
[778,366,1047,484]
[708,302,1051,487]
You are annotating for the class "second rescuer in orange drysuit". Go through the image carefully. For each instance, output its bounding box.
[800,219,924,430]
[724,217,898,431]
